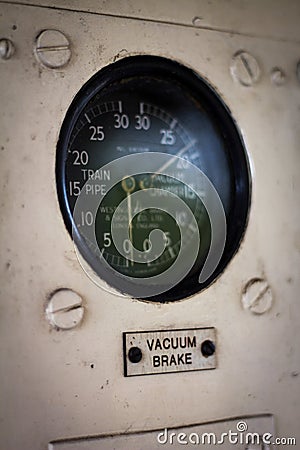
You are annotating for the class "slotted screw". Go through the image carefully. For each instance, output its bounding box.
[0,38,15,60]
[242,278,273,315]
[46,289,84,330]
[35,29,71,69]
[230,50,261,86]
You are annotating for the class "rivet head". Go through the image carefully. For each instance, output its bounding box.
[0,38,15,60]
[230,50,261,86]
[271,67,286,86]
[46,289,84,330]
[242,278,273,315]
[192,16,203,27]
[34,29,71,69]
[128,347,143,364]
[201,340,215,357]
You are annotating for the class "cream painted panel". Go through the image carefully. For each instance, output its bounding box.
[1,0,300,42]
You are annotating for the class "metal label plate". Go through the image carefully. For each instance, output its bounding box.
[123,327,216,376]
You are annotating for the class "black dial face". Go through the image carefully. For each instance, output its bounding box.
[56,56,250,302]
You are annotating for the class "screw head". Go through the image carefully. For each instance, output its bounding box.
[230,50,261,87]
[0,39,15,60]
[201,340,215,357]
[271,67,286,86]
[242,278,273,315]
[35,29,71,69]
[46,289,84,330]
[128,346,143,363]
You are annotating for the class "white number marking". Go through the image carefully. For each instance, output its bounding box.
[81,211,93,226]
[114,113,129,129]
[103,232,112,247]
[69,181,81,196]
[72,150,89,165]
[135,115,151,130]
[160,129,176,145]
[123,238,131,254]
[89,125,105,141]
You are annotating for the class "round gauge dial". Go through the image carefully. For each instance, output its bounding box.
[56,56,250,302]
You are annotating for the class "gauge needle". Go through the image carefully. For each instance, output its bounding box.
[151,139,197,178]
[121,176,136,266]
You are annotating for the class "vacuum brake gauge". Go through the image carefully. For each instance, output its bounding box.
[56,56,250,302]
